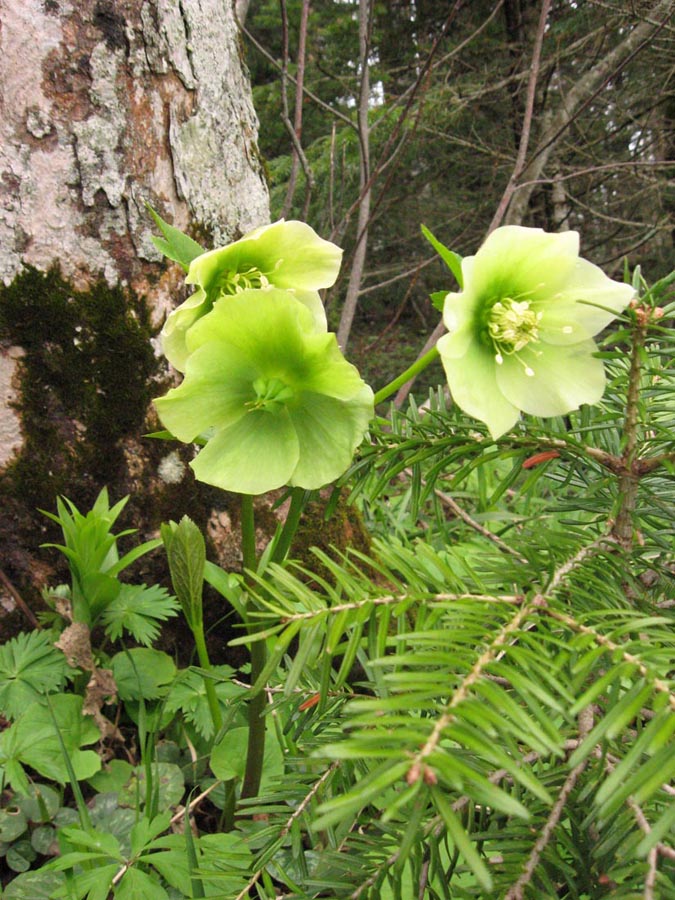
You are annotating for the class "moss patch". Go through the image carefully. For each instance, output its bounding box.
[0,266,168,632]
[0,265,159,509]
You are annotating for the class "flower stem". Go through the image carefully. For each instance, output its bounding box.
[193,626,223,735]
[240,494,257,574]
[373,346,440,406]
[239,494,267,801]
[271,487,307,565]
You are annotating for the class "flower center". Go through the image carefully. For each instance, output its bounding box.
[219,266,270,296]
[487,299,542,374]
[246,376,295,414]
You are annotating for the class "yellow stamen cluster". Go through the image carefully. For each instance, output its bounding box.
[487,299,542,375]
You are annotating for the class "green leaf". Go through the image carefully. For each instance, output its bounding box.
[147,205,205,272]
[162,516,206,630]
[0,631,70,720]
[3,869,64,899]
[130,812,172,856]
[210,723,284,789]
[101,584,179,646]
[115,865,170,900]
[431,786,493,890]
[111,648,177,701]
[0,806,28,842]
[87,759,135,794]
[117,763,185,812]
[421,224,463,288]
[164,666,243,739]
[0,695,100,790]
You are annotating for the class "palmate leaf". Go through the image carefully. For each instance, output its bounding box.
[0,631,70,720]
[163,666,244,739]
[99,584,179,646]
[0,695,101,793]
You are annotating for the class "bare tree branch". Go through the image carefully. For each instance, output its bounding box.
[280,0,313,218]
[337,0,372,349]
[489,0,553,232]
[505,0,675,224]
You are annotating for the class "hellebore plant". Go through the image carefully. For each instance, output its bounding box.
[161,220,342,371]
[154,288,374,495]
[434,226,635,438]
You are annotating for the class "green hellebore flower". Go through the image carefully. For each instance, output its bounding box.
[436,226,635,438]
[154,289,374,495]
[162,220,342,371]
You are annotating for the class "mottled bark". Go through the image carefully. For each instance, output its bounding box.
[0,0,269,622]
[0,0,269,464]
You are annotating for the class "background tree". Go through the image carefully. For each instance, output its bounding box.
[0,0,268,626]
[242,0,674,368]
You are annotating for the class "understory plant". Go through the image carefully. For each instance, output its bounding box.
[1,214,673,900]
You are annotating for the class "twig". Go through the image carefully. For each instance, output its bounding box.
[432,486,528,564]
[280,0,314,218]
[543,608,675,709]
[0,567,41,629]
[488,0,553,233]
[337,0,372,349]
[273,591,522,624]
[504,709,594,900]
[234,762,340,900]
[407,535,610,776]
[240,21,355,130]
[613,305,648,548]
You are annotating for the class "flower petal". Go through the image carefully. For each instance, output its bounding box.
[153,342,256,441]
[437,333,520,438]
[549,257,634,337]
[186,289,316,377]
[191,409,299,494]
[161,288,210,372]
[187,220,342,293]
[470,227,579,303]
[288,386,374,489]
[291,288,328,331]
[496,339,606,417]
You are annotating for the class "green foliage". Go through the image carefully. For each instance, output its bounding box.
[162,516,206,632]
[0,695,101,794]
[111,649,177,702]
[164,666,244,740]
[147,205,205,271]
[100,584,179,647]
[41,488,175,641]
[0,632,70,721]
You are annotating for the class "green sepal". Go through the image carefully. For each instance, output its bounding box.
[430,290,447,312]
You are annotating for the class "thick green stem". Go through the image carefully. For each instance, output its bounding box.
[239,494,267,801]
[240,639,267,800]
[240,494,257,574]
[373,345,440,406]
[271,487,307,565]
[193,626,223,735]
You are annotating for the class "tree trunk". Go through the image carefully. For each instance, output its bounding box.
[0,0,269,622]
[0,0,268,290]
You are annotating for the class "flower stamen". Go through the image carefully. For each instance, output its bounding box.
[220,267,270,296]
[246,376,295,414]
[487,298,542,368]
